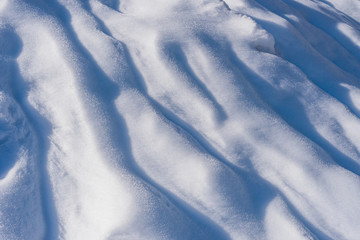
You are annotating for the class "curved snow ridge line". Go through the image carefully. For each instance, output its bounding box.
[229,0,360,170]
[0,21,55,239]
[76,0,360,238]
[83,0,360,238]
[252,0,360,69]
[1,0,360,239]
[224,0,360,115]
[56,2,237,240]
[10,1,234,239]
[252,0,360,112]
[66,4,251,239]
[17,0,233,239]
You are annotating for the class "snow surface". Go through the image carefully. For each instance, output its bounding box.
[1,0,360,239]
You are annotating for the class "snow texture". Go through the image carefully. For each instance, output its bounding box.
[1,0,360,239]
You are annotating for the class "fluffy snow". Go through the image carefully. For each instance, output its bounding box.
[1,0,360,239]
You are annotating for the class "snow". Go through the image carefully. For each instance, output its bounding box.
[1,0,360,239]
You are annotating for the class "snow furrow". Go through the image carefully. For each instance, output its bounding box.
[1,0,360,239]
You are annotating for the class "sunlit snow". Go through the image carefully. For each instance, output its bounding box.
[1,0,360,239]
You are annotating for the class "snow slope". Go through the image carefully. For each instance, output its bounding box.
[1,0,360,239]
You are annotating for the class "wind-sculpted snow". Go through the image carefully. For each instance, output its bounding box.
[1,0,360,239]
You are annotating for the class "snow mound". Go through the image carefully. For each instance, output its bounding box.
[1,0,360,239]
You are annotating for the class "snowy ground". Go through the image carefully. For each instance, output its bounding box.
[1,0,360,239]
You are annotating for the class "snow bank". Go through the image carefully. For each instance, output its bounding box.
[1,0,360,239]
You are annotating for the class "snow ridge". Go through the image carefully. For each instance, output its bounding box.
[1,0,360,239]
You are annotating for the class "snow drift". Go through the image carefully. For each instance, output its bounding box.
[1,0,360,239]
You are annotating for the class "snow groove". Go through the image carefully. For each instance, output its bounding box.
[1,0,360,239]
